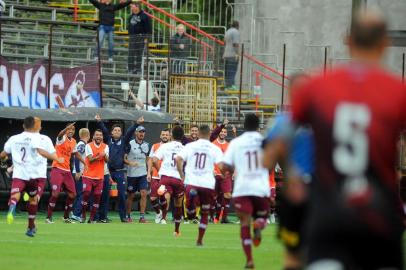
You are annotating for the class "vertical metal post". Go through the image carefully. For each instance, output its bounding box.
[146,37,150,111]
[324,46,328,77]
[167,34,172,113]
[97,28,104,107]
[281,43,286,108]
[47,25,53,109]
[402,53,405,84]
[238,43,244,121]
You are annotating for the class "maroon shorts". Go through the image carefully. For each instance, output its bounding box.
[270,187,276,199]
[82,177,104,195]
[215,175,232,194]
[10,178,39,197]
[160,175,184,198]
[37,178,47,197]
[185,185,215,211]
[50,167,76,195]
[150,178,160,198]
[233,196,270,218]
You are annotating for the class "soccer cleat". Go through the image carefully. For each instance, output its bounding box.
[6,204,16,225]
[70,215,82,223]
[160,219,167,225]
[244,262,255,269]
[120,219,128,223]
[45,217,54,224]
[173,231,181,237]
[25,228,36,237]
[127,217,133,223]
[196,240,203,247]
[270,213,276,224]
[183,220,190,224]
[6,211,14,225]
[139,217,147,223]
[155,210,163,224]
[87,219,96,224]
[253,223,262,247]
[213,218,219,224]
[63,218,76,224]
[191,218,199,224]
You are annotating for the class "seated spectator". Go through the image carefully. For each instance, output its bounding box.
[130,90,161,112]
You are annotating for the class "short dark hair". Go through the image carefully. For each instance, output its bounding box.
[350,12,387,49]
[190,124,199,129]
[111,124,122,131]
[199,124,210,136]
[231,21,239,28]
[151,97,160,107]
[172,126,184,141]
[131,1,141,7]
[94,129,103,135]
[162,128,170,133]
[244,114,259,131]
[23,116,35,129]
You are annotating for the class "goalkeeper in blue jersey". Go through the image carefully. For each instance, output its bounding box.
[262,73,314,270]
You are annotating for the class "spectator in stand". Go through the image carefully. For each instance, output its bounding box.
[223,21,240,90]
[0,0,5,16]
[169,24,192,74]
[128,2,152,74]
[89,0,132,62]
[129,90,161,112]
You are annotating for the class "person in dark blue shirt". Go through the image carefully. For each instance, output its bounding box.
[95,114,144,222]
[127,2,152,74]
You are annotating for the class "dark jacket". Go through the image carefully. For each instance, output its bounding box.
[169,33,191,59]
[128,10,152,36]
[98,121,138,171]
[89,0,131,26]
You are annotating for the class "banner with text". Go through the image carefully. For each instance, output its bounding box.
[0,57,101,109]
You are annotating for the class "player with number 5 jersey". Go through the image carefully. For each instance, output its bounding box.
[152,126,185,235]
[220,114,270,269]
[291,11,405,270]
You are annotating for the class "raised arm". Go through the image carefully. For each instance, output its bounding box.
[113,0,131,11]
[57,122,75,140]
[123,116,144,143]
[95,114,111,142]
[129,91,145,109]
[210,119,229,142]
[89,0,101,9]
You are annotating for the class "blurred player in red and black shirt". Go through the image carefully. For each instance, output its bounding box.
[291,10,405,270]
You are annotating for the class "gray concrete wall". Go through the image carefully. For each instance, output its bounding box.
[234,0,406,105]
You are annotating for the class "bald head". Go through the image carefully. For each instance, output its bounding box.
[350,10,387,50]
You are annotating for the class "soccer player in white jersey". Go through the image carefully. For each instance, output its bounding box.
[176,124,223,246]
[152,126,185,236]
[0,117,63,237]
[220,114,270,269]
[31,117,57,202]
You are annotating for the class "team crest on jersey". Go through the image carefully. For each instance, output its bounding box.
[52,185,58,190]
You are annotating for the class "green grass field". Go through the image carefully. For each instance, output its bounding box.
[0,212,283,270]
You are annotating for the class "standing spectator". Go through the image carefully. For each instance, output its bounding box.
[170,24,191,73]
[0,0,5,16]
[89,0,131,62]
[128,2,152,74]
[95,114,143,222]
[223,21,240,90]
